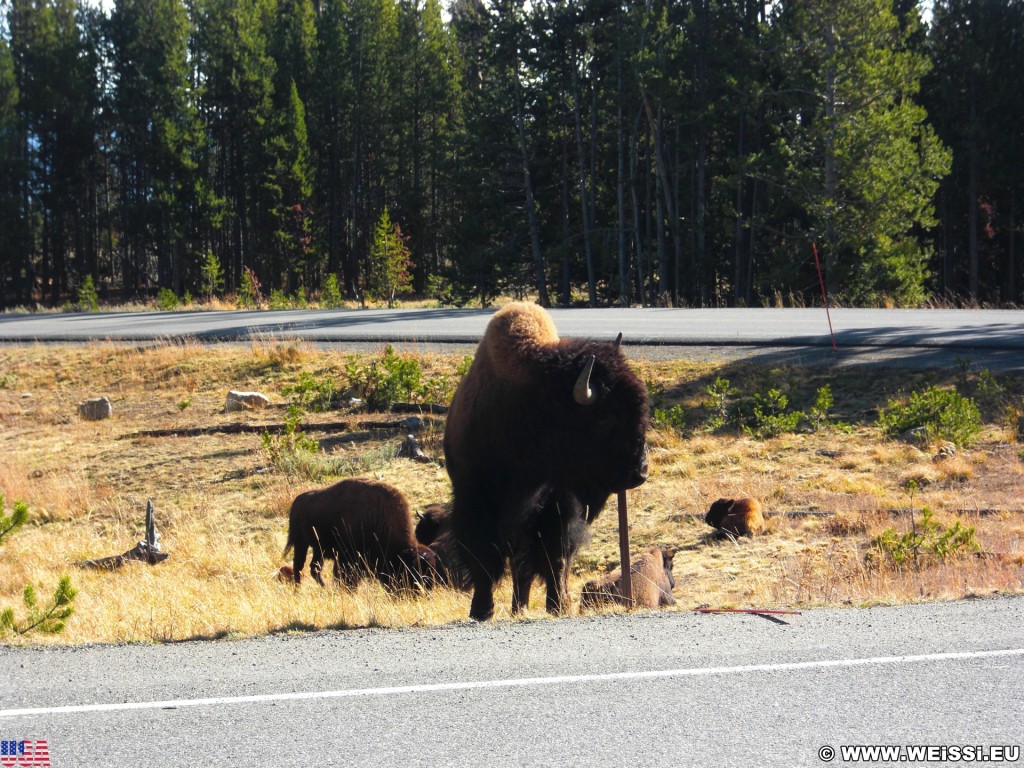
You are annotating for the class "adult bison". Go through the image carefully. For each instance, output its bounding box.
[443,302,650,620]
[284,478,436,589]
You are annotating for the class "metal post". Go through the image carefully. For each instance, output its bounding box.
[617,490,633,607]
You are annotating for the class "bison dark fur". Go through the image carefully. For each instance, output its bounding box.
[443,302,650,620]
[415,503,450,547]
[509,487,591,615]
[411,494,590,607]
[579,547,677,610]
[284,478,435,589]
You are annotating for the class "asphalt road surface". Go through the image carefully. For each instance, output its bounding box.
[2,306,1024,369]
[1,598,1022,767]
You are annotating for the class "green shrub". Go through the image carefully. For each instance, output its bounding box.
[282,371,337,412]
[419,355,474,406]
[1,496,77,636]
[0,494,28,544]
[201,251,225,298]
[703,376,737,431]
[260,405,322,478]
[77,275,100,312]
[156,288,179,310]
[238,267,263,308]
[654,404,688,432]
[320,273,345,309]
[1,577,77,636]
[743,388,802,438]
[268,288,290,310]
[868,509,980,569]
[878,386,982,447]
[344,345,423,411]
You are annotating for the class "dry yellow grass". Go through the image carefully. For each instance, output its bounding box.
[1,341,1022,645]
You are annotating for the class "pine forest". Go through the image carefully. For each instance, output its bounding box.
[0,0,1021,309]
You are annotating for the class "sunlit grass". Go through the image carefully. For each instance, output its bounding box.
[1,341,1022,645]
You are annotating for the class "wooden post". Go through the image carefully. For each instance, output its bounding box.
[617,490,633,607]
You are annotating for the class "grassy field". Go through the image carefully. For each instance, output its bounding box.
[1,338,1022,645]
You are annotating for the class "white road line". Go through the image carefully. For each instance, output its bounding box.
[3,648,1022,719]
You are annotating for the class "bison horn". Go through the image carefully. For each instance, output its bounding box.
[573,355,598,406]
[613,332,622,350]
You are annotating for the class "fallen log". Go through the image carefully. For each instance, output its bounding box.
[122,416,431,439]
[78,500,169,570]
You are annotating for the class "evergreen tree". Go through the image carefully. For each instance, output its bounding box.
[261,79,314,291]
[0,37,30,306]
[192,0,276,291]
[8,0,101,304]
[924,0,1024,303]
[769,0,949,305]
[365,207,412,307]
[310,0,354,294]
[108,0,207,296]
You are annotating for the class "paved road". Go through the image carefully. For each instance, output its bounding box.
[3,306,1023,370]
[1,598,1021,767]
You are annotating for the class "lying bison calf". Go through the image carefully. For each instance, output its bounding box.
[705,497,764,537]
[579,547,676,610]
[285,478,436,589]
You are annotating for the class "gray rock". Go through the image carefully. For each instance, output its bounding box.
[78,396,112,420]
[225,390,271,412]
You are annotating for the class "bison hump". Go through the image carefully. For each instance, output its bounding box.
[484,302,559,383]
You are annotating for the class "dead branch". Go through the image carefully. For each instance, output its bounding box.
[78,500,169,570]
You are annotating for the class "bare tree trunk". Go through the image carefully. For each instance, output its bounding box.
[1008,191,1017,302]
[734,112,745,305]
[614,11,630,307]
[968,97,979,300]
[824,21,838,294]
[572,63,596,307]
[513,54,550,307]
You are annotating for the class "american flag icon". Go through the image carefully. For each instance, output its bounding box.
[0,740,50,767]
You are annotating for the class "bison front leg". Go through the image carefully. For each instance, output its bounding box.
[466,549,503,621]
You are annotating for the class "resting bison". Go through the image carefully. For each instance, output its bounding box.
[705,497,764,537]
[284,478,436,589]
[443,302,650,620]
[579,547,677,610]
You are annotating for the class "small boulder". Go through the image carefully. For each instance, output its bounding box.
[78,396,112,421]
[225,390,270,412]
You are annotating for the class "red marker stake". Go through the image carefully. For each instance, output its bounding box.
[812,243,838,352]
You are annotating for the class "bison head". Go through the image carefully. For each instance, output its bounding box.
[534,338,650,507]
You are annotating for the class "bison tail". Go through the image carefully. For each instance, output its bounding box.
[282,530,294,558]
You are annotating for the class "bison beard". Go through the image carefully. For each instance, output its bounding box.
[284,478,434,590]
[443,302,650,621]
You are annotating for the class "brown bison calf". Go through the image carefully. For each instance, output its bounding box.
[705,497,764,537]
[415,503,450,548]
[284,478,436,589]
[579,547,676,610]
